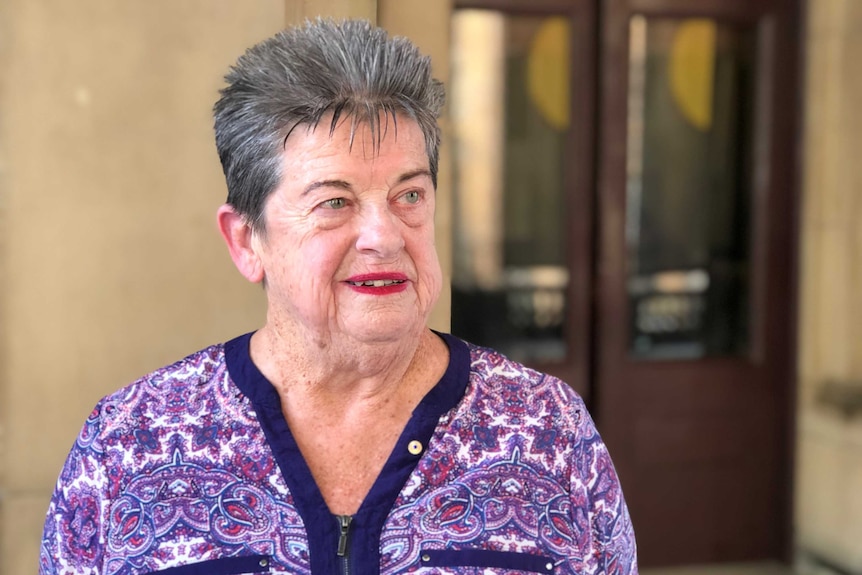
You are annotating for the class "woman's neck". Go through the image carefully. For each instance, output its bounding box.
[248,321,441,410]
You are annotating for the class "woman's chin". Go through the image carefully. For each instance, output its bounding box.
[338,313,424,345]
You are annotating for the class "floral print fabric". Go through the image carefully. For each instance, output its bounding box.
[40,336,637,575]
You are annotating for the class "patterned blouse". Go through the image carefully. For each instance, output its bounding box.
[40,332,637,575]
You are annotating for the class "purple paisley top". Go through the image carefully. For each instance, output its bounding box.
[40,332,637,575]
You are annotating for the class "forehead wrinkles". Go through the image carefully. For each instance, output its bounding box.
[338,108,400,159]
[290,121,428,176]
[285,108,398,147]
[277,114,431,207]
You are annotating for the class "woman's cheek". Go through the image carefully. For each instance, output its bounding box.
[421,257,443,308]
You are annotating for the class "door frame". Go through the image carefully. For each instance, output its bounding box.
[448,0,802,564]
[454,0,599,401]
[595,0,801,564]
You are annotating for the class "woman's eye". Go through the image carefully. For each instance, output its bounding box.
[322,198,347,209]
[402,190,421,204]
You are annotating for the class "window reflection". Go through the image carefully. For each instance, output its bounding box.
[450,10,570,363]
[626,16,755,359]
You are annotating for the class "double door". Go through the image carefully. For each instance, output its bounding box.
[449,0,799,565]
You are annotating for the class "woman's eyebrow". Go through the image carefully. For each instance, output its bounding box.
[302,169,431,196]
[302,179,353,196]
[395,168,432,184]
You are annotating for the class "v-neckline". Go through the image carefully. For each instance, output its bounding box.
[224,330,470,574]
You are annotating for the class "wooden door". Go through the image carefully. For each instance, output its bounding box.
[449,0,597,400]
[594,0,799,565]
[447,0,800,566]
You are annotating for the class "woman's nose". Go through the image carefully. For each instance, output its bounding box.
[355,204,405,257]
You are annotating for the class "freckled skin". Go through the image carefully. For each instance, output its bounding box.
[217,114,449,514]
[256,116,441,366]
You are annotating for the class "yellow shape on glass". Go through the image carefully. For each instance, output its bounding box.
[527,18,570,131]
[670,19,716,132]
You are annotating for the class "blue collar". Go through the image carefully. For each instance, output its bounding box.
[225,330,470,574]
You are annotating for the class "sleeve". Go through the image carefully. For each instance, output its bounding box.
[39,403,111,575]
[573,408,639,575]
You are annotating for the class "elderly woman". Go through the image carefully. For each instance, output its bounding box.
[40,19,637,575]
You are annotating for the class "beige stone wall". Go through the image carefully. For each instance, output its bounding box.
[0,2,282,572]
[0,1,453,572]
[796,0,862,571]
[286,0,376,22]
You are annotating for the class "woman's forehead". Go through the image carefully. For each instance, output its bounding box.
[283,113,427,164]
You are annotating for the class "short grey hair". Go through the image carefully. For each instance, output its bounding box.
[213,18,446,233]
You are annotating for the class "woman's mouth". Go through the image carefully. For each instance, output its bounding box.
[345,274,409,294]
[347,279,406,287]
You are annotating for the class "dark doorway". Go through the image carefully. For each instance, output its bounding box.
[449,0,799,566]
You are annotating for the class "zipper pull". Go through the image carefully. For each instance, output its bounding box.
[337,514,352,557]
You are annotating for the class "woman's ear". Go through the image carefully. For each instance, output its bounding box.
[216,204,265,283]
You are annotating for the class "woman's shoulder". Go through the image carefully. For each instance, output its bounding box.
[108,341,226,398]
[456,338,589,424]
[86,341,233,437]
[464,339,581,390]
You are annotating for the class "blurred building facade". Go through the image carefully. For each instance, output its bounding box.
[0,0,859,573]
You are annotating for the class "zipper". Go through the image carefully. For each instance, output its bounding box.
[336,514,353,575]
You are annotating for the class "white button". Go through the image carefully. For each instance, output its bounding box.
[408,440,423,455]
[421,553,431,562]
[260,558,269,567]
[546,562,554,571]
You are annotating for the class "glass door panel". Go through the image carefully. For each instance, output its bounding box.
[450,9,571,363]
[625,16,756,359]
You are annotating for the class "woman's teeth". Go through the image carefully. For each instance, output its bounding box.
[349,279,405,287]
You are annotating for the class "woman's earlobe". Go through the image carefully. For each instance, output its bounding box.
[216,204,265,283]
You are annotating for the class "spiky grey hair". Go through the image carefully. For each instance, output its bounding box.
[213,18,445,234]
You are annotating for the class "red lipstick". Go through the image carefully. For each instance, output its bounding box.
[345,273,409,295]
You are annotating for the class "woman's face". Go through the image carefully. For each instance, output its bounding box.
[254,114,442,348]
